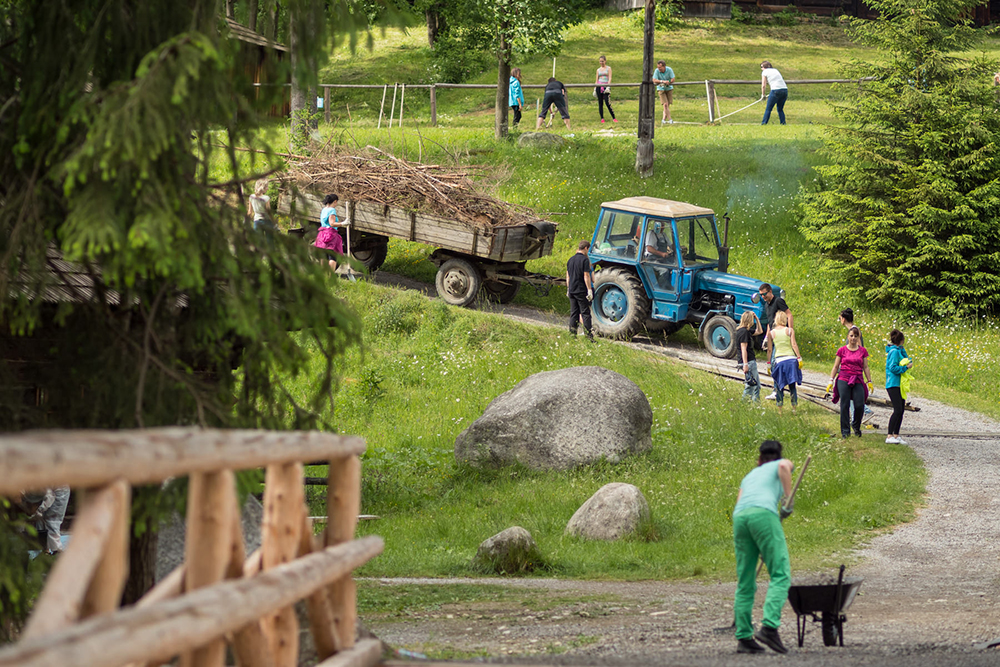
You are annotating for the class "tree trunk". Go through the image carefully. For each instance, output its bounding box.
[636,0,656,178]
[248,0,260,32]
[120,507,158,606]
[269,1,281,42]
[426,9,439,48]
[289,14,308,153]
[495,39,511,140]
[225,0,235,19]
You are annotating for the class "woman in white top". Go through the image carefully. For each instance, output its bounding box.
[594,55,616,123]
[760,60,788,125]
[247,178,274,232]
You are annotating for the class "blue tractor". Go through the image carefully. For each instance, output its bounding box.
[588,197,777,359]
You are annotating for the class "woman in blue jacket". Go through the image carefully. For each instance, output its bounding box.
[509,68,525,127]
[885,329,911,444]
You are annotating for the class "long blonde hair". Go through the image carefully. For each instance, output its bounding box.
[738,311,756,330]
[774,310,788,327]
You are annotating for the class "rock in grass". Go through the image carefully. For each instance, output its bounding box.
[473,526,544,574]
[454,366,652,471]
[566,483,651,541]
[517,132,567,149]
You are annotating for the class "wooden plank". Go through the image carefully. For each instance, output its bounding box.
[0,537,384,667]
[226,489,275,667]
[299,515,341,659]
[22,480,130,640]
[261,463,305,667]
[135,565,185,610]
[313,638,383,667]
[0,428,365,496]
[80,480,130,618]
[325,456,362,649]
[179,471,236,667]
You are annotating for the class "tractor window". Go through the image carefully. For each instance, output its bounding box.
[681,216,721,267]
[592,210,643,259]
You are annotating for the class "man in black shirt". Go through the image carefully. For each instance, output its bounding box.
[536,77,572,131]
[758,283,791,400]
[565,240,594,339]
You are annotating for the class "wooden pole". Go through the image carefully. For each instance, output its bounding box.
[635,0,656,178]
[313,638,382,667]
[430,84,437,126]
[388,83,398,129]
[179,470,236,667]
[0,428,366,496]
[226,489,275,667]
[79,481,130,620]
[325,456,362,649]
[261,462,305,667]
[22,480,130,640]
[377,85,387,129]
[324,87,331,124]
[399,83,405,128]
[706,80,714,123]
[0,538,384,667]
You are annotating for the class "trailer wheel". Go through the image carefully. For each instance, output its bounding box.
[591,268,650,339]
[482,278,519,304]
[821,612,841,647]
[701,314,738,359]
[350,237,388,272]
[435,258,482,307]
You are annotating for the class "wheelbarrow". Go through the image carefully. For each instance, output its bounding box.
[787,565,863,647]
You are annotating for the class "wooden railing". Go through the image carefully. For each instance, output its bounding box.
[0,427,384,667]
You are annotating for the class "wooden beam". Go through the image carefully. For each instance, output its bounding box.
[325,456,361,649]
[0,537,384,667]
[261,463,305,667]
[313,638,382,667]
[180,471,236,667]
[0,428,365,496]
[22,480,130,640]
[226,486,275,667]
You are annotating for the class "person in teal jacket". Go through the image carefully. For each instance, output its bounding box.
[509,68,525,127]
[884,329,911,445]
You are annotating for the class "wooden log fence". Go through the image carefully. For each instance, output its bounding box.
[265,77,872,127]
[0,428,383,667]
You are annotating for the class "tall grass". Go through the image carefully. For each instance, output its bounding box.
[287,282,924,579]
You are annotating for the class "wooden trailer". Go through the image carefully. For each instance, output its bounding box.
[278,191,560,306]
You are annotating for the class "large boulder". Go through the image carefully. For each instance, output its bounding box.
[472,526,544,574]
[454,366,652,471]
[517,132,567,149]
[565,483,651,541]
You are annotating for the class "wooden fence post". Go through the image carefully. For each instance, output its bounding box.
[299,515,341,659]
[430,84,437,126]
[706,80,714,123]
[261,463,305,667]
[325,456,361,649]
[324,87,331,124]
[179,470,236,667]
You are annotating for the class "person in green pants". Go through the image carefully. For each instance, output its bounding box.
[732,440,794,654]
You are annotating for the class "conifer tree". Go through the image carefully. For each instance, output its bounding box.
[799,0,1000,316]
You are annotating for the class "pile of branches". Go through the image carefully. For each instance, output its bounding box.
[282,146,547,231]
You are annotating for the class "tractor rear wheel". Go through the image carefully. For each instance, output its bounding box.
[701,314,739,359]
[592,268,650,339]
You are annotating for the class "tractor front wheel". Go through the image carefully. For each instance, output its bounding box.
[701,314,739,359]
[591,268,651,339]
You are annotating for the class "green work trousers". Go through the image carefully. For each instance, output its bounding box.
[733,507,791,639]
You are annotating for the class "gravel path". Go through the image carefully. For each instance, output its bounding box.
[365,273,1000,666]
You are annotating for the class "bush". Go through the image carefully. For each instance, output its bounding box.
[427,36,493,84]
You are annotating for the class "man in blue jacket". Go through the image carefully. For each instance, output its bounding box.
[732,440,794,654]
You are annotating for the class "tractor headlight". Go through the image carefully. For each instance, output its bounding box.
[751,292,760,304]
[779,288,787,299]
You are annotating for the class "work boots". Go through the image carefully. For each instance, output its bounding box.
[755,625,788,654]
[736,637,766,654]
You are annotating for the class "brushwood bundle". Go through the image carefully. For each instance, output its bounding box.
[282,146,547,231]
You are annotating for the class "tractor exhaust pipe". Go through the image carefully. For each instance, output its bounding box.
[719,213,731,274]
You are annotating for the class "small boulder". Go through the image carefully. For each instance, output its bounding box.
[566,483,651,541]
[517,132,567,149]
[472,526,544,574]
[454,366,652,471]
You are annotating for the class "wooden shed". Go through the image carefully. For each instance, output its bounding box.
[226,17,290,118]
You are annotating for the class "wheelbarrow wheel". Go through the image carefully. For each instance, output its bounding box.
[821,612,841,647]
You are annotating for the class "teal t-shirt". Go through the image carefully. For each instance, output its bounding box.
[733,460,783,516]
[653,66,674,91]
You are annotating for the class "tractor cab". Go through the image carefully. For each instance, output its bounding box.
[587,196,767,358]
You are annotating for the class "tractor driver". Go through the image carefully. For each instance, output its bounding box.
[636,220,675,264]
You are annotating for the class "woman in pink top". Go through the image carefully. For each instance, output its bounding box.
[827,326,873,438]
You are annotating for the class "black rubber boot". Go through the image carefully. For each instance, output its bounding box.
[736,637,766,653]
[755,625,788,654]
